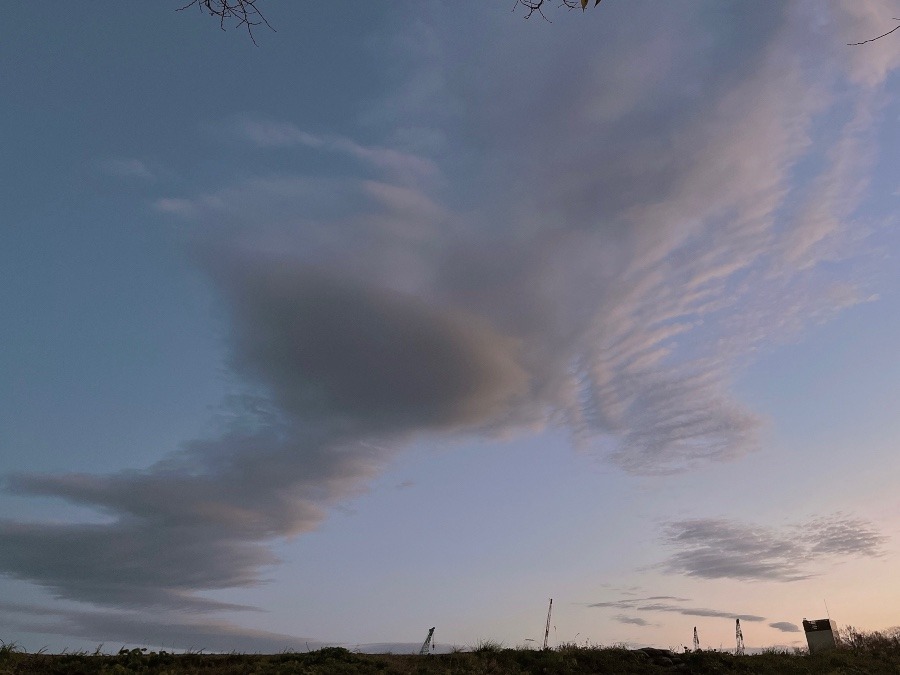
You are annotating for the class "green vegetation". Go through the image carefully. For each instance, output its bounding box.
[2,631,900,674]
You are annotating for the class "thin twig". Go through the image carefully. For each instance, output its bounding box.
[177,0,274,46]
[515,0,581,21]
[847,19,900,46]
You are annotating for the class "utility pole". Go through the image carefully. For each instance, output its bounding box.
[542,599,553,650]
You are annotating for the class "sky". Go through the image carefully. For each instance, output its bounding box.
[1,0,900,655]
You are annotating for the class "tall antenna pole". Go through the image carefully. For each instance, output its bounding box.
[692,626,700,652]
[542,598,553,650]
[735,619,745,656]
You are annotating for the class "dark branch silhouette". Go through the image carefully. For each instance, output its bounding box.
[176,1,896,48]
[514,0,602,21]
[177,0,274,45]
[847,19,900,46]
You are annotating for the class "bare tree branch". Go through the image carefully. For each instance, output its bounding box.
[177,0,274,46]
[175,1,895,49]
[514,0,600,22]
[847,19,900,46]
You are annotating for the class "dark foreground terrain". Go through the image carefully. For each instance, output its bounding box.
[4,641,900,675]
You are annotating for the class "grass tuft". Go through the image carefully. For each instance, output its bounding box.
[0,640,21,659]
[471,639,504,653]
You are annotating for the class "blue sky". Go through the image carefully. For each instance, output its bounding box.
[2,0,899,654]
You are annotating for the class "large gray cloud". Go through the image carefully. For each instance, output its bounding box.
[2,0,898,643]
[0,248,531,612]
[208,252,529,434]
[660,515,887,581]
[0,518,269,612]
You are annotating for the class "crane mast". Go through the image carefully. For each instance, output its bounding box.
[542,598,553,650]
[419,627,435,656]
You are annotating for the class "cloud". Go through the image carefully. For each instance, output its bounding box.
[98,158,154,181]
[0,515,270,612]
[0,601,455,654]
[659,515,887,581]
[659,606,765,623]
[0,246,530,612]
[207,251,530,435]
[0,601,321,653]
[613,615,654,627]
[589,597,765,623]
[770,622,801,633]
[2,1,898,637]
[644,596,689,602]
[221,115,439,186]
[165,2,894,479]
[370,1,891,476]
[229,118,325,149]
[153,175,361,229]
[801,515,889,557]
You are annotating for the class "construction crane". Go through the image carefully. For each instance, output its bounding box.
[542,598,553,650]
[419,627,435,656]
[735,619,745,656]
[692,626,700,652]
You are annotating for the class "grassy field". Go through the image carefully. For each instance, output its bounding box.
[3,637,900,675]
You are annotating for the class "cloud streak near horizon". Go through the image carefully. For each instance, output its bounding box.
[2,0,898,625]
[0,600,319,654]
[589,596,766,623]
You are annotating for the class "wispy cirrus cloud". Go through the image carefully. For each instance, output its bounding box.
[98,158,155,181]
[220,115,439,185]
[660,515,888,582]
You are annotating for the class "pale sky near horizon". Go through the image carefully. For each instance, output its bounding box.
[2,0,900,655]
